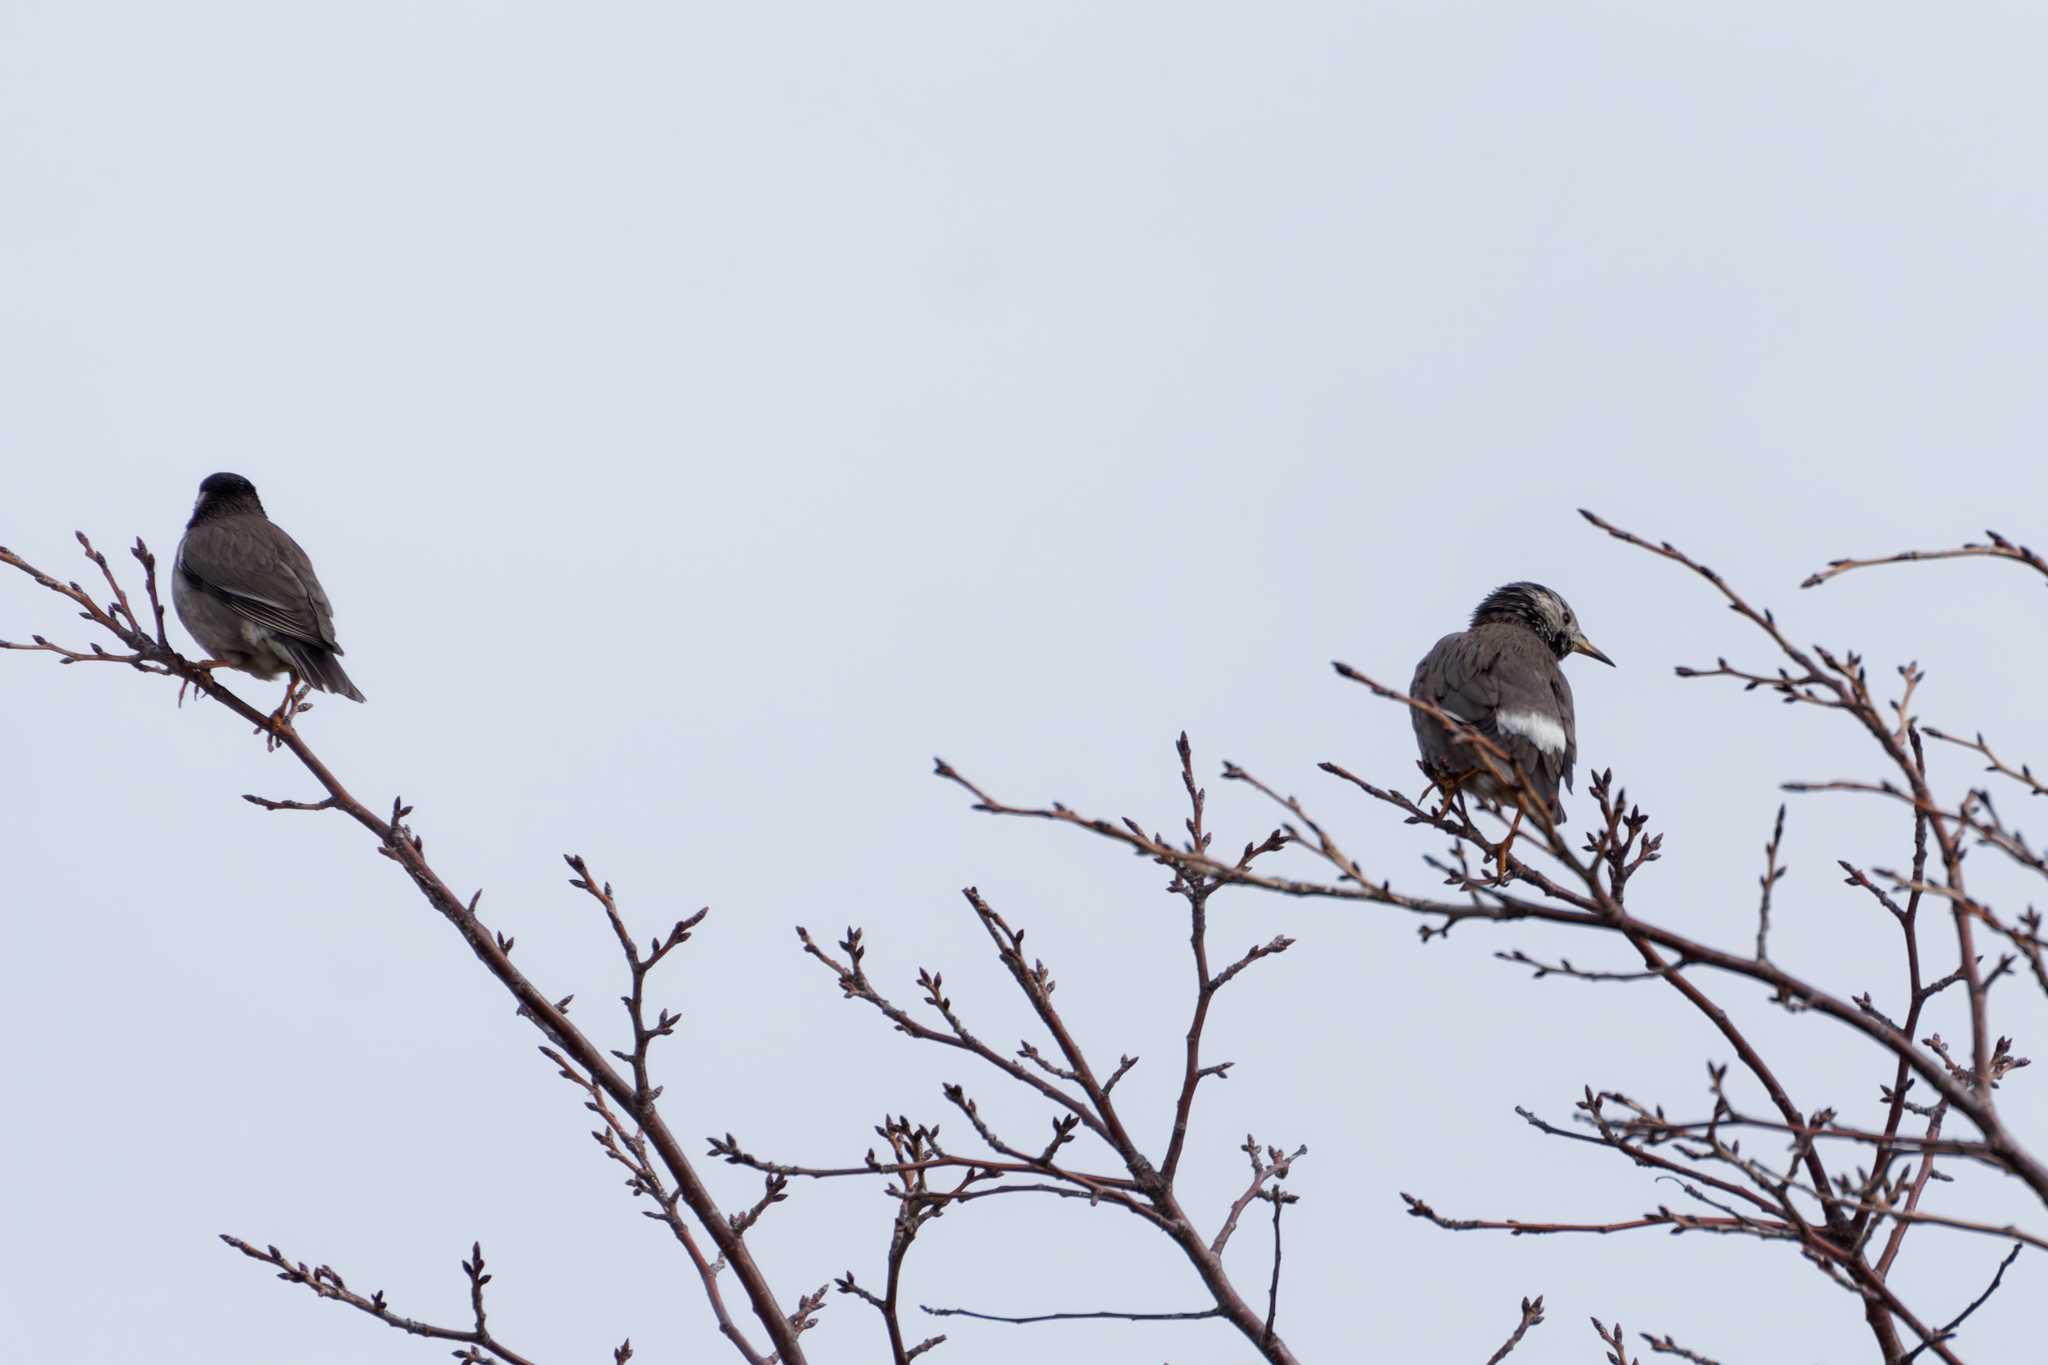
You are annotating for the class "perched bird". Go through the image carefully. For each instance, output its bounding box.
[173,472,366,705]
[1410,582,1611,869]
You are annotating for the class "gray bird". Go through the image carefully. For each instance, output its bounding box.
[173,472,365,704]
[1410,582,1611,867]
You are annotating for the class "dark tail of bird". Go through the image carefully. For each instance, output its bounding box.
[279,639,367,703]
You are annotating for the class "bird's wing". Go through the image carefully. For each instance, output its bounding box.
[1412,631,1502,767]
[1414,630,1569,811]
[177,519,341,650]
[1552,669,1577,794]
[1489,650,1572,806]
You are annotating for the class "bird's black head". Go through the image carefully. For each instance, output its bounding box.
[189,472,265,526]
[1472,582,1614,666]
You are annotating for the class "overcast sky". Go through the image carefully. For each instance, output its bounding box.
[5,4,2046,1362]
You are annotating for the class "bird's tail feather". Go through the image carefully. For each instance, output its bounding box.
[279,639,367,703]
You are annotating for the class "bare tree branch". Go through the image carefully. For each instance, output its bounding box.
[1640,1329,1720,1364]
[1801,530,2048,589]
[921,1304,1223,1325]
[2,536,808,1365]
[219,1237,540,1365]
[1901,1243,2023,1363]
[12,502,2043,1364]
[1483,1295,1546,1364]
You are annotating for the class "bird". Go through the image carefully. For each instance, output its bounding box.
[1410,582,1612,874]
[172,472,366,711]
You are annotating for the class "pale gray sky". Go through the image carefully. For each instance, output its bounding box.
[4,4,2046,1361]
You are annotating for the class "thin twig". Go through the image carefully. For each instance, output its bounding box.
[920,1304,1223,1325]
[219,1236,539,1365]
[1483,1296,1546,1364]
[1802,531,2048,589]
[1901,1243,2023,1363]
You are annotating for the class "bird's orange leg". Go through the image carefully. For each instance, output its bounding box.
[1494,806,1524,882]
[261,676,312,749]
[1420,769,1469,821]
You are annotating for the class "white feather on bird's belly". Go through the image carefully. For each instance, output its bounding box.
[1496,709,1567,755]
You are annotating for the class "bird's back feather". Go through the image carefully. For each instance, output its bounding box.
[1410,623,1576,817]
[174,513,364,702]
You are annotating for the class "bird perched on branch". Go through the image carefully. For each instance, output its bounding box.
[173,472,366,708]
[1410,582,1611,873]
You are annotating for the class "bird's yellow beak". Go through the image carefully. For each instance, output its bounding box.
[1572,634,1616,667]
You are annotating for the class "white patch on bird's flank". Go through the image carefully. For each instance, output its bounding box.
[1496,709,1567,755]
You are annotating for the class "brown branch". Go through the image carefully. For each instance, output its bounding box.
[1640,1330,1719,1364]
[1755,804,1787,967]
[1876,1102,1950,1277]
[1840,1202,2048,1256]
[832,1117,953,1363]
[796,924,1110,1145]
[1855,809,1939,1252]
[1924,725,2048,799]
[1483,1296,1546,1364]
[1801,531,2048,589]
[709,1135,1132,1191]
[1622,1110,2001,1165]
[19,502,2043,1365]
[1900,1243,2023,1363]
[1262,1192,1286,1347]
[1403,1194,1785,1242]
[945,743,2034,1187]
[949,728,2034,1360]
[808,743,1306,1362]
[1592,1317,1633,1365]
[902,509,2041,1364]
[219,1236,540,1365]
[1493,949,1674,984]
[1213,1137,1306,1255]
[1,537,806,1365]
[921,1304,1224,1325]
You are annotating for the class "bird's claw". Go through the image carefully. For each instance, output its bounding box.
[1492,806,1526,885]
[259,676,314,750]
[178,659,230,708]
[1420,770,1467,823]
